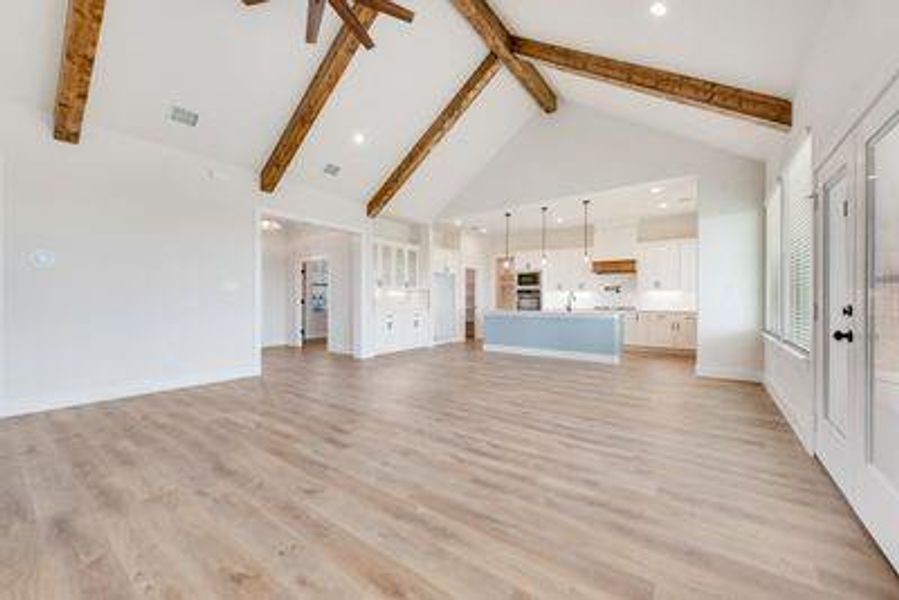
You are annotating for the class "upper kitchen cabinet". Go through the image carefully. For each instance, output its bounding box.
[637,239,697,293]
[375,240,423,290]
[515,251,543,273]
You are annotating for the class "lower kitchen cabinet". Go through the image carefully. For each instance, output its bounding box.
[625,312,696,350]
[376,308,430,354]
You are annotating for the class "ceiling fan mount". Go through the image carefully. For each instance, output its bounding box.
[243,0,414,50]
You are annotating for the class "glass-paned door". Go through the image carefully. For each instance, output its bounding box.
[866,112,899,493]
[854,102,899,569]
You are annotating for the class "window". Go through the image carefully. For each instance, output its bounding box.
[765,137,814,351]
[783,140,814,350]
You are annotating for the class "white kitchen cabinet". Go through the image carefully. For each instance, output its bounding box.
[377,244,394,288]
[623,313,640,345]
[672,314,698,349]
[377,309,399,352]
[515,251,542,273]
[637,239,697,294]
[394,246,406,287]
[623,311,697,350]
[646,313,673,346]
[376,306,431,354]
[375,239,422,289]
[406,249,419,288]
[638,244,680,291]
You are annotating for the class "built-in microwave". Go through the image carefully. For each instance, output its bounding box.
[516,272,541,287]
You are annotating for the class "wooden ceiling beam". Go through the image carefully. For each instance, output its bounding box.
[328,0,375,49]
[260,4,377,193]
[367,53,501,218]
[450,0,556,114]
[53,0,107,144]
[356,0,414,23]
[510,36,792,129]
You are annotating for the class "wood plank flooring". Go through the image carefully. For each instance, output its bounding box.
[1,343,897,599]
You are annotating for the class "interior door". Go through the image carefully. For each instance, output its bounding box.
[856,103,899,566]
[817,86,899,571]
[817,145,857,492]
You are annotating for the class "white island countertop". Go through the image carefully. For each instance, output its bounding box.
[484,310,624,319]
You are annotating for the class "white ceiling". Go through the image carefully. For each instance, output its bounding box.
[1,0,831,221]
[448,176,698,234]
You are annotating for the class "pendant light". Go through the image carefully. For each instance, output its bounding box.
[503,211,512,270]
[540,206,548,266]
[582,199,591,264]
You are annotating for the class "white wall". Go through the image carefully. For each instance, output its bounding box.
[0,101,371,418]
[0,154,6,402]
[443,104,766,380]
[261,228,290,347]
[762,0,899,453]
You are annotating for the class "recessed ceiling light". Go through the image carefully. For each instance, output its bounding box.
[556,217,565,224]
[650,2,668,17]
[658,202,669,209]
[479,227,488,234]
[260,219,284,231]
[650,186,664,195]
[453,218,463,227]
[352,131,366,145]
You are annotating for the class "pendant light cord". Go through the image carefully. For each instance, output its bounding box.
[541,206,547,261]
[582,200,590,260]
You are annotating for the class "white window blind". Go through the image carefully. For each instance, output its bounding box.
[783,139,814,351]
[765,184,783,336]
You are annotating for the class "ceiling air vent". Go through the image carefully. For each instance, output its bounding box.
[169,105,199,128]
[323,163,341,177]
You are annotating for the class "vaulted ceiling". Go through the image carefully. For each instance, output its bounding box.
[1,0,831,222]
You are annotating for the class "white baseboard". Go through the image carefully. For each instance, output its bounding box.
[484,344,620,365]
[763,375,815,455]
[0,364,261,421]
[695,364,763,383]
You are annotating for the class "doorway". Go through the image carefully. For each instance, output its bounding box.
[259,215,359,357]
[465,268,477,340]
[301,259,329,346]
[817,88,899,569]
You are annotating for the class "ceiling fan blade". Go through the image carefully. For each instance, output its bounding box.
[355,0,414,23]
[306,0,327,43]
[327,0,375,49]
[241,0,269,5]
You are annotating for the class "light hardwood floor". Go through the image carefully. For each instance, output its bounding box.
[1,344,897,599]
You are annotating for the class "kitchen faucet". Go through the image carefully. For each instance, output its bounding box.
[565,290,576,312]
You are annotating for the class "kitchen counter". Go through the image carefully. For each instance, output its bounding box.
[483,310,623,364]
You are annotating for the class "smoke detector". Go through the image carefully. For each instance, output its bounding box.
[169,105,199,128]
[323,163,341,177]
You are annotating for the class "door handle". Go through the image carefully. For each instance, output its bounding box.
[832,330,854,343]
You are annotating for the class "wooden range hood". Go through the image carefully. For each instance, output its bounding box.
[592,259,637,275]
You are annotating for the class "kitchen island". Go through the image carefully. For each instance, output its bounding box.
[483,310,623,364]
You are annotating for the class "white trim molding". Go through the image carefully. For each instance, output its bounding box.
[695,364,763,383]
[0,365,261,421]
[763,374,815,455]
[484,344,620,365]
